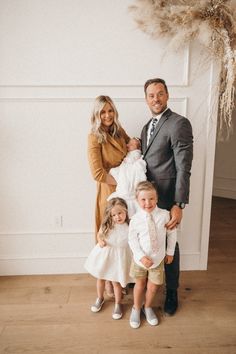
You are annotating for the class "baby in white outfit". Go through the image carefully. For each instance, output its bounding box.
[107,138,147,217]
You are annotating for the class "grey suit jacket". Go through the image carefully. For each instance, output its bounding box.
[141,108,193,210]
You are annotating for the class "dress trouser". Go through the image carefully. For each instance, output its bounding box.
[164,242,180,290]
[160,198,180,291]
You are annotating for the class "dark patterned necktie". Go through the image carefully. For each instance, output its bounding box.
[149,118,158,139]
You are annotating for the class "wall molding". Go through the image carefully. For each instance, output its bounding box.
[0,256,88,276]
[0,85,188,88]
[199,60,220,269]
[0,231,92,236]
[0,253,87,260]
[0,97,188,103]
[213,188,236,200]
[0,252,201,276]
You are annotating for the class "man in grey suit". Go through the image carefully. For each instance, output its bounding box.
[141,78,193,315]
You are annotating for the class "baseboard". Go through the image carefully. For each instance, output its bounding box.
[213,188,236,200]
[0,231,94,276]
[213,176,236,200]
[0,256,88,276]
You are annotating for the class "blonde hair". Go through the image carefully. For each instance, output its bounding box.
[135,181,157,198]
[98,198,129,240]
[90,95,123,144]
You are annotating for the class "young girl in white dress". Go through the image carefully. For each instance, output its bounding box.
[84,197,132,320]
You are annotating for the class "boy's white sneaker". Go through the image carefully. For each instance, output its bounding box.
[91,298,104,313]
[129,307,141,329]
[142,307,158,326]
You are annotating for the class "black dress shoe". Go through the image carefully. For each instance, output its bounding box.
[164,289,178,316]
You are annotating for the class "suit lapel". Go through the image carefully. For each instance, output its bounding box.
[143,109,172,157]
[142,119,151,155]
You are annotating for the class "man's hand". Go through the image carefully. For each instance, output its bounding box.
[140,256,154,268]
[165,205,182,230]
[165,255,174,264]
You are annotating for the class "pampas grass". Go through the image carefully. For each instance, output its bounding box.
[129,0,236,140]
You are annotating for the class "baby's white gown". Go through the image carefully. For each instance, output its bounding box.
[107,149,147,217]
[84,223,132,288]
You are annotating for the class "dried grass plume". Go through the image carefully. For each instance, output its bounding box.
[129,0,236,140]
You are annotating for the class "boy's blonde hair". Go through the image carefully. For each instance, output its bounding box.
[135,180,158,198]
[98,197,129,240]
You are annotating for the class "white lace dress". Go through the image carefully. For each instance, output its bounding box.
[84,223,132,288]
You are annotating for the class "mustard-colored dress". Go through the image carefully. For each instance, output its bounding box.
[88,128,130,235]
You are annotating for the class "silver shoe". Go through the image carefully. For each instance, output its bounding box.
[91,298,104,313]
[129,307,141,329]
[112,303,122,320]
[142,307,158,326]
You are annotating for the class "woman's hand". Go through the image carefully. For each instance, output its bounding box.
[105,173,117,185]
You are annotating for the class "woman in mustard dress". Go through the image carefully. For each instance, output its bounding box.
[88,95,130,236]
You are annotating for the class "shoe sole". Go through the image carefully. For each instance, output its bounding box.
[146,319,158,326]
[130,321,140,329]
[112,313,122,320]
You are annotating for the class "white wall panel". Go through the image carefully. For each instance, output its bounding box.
[0,0,189,86]
[213,100,236,200]
[0,0,219,274]
[0,101,94,232]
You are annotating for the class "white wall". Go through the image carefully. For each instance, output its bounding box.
[0,0,220,274]
[212,0,236,199]
[213,100,236,199]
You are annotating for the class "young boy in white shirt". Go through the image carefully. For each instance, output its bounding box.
[128,181,177,329]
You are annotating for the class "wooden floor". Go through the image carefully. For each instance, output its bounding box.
[0,197,235,354]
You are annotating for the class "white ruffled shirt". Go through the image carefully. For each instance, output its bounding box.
[128,206,177,269]
[107,149,147,217]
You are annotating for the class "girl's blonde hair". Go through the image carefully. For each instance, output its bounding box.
[98,197,129,240]
[135,180,158,198]
[90,95,123,144]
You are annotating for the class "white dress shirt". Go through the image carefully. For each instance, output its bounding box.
[128,206,177,269]
[147,107,168,145]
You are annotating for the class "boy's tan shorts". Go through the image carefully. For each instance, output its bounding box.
[130,259,164,285]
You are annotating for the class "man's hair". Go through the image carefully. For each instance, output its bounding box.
[144,78,168,95]
[135,181,158,198]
